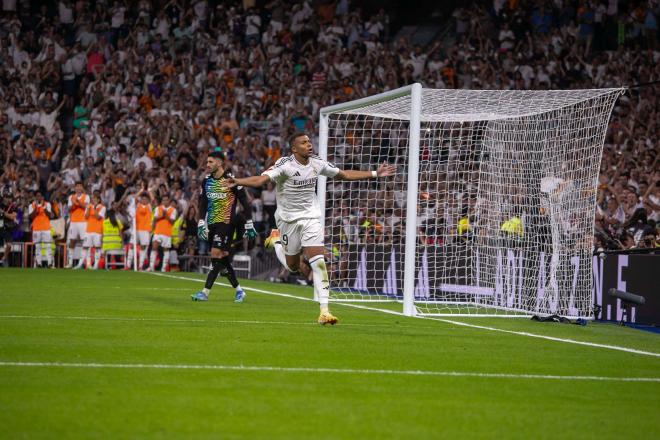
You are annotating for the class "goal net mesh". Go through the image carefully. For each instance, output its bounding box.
[322,88,623,317]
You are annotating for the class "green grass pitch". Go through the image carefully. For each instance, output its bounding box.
[0,268,659,439]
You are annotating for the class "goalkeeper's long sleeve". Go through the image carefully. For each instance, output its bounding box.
[236,187,252,221]
[198,184,208,221]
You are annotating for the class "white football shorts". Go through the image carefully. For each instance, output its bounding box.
[32,230,52,243]
[83,232,102,248]
[67,222,86,241]
[131,230,151,247]
[153,234,172,249]
[275,213,324,256]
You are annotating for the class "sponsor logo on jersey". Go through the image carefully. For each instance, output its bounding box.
[207,192,227,200]
[291,177,317,187]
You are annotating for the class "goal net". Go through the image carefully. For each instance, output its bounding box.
[318,84,623,318]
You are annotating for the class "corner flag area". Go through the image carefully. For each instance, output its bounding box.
[1,269,658,439]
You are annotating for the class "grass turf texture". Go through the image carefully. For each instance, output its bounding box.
[0,268,658,439]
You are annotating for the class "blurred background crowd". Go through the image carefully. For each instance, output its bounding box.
[0,0,657,269]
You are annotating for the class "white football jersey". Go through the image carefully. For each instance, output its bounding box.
[262,155,339,222]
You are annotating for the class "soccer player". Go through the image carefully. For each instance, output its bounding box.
[224,132,395,324]
[28,192,54,268]
[191,151,256,302]
[65,182,90,268]
[81,191,105,269]
[126,192,152,270]
[149,194,177,272]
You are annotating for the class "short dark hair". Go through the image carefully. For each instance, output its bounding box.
[288,132,307,148]
[208,150,225,160]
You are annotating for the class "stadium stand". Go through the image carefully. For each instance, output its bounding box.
[0,0,657,269]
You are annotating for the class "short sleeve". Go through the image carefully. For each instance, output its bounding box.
[319,159,340,178]
[262,158,288,182]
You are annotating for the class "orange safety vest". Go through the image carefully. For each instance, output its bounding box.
[69,193,90,223]
[153,205,176,236]
[30,202,51,232]
[135,203,153,232]
[86,203,105,234]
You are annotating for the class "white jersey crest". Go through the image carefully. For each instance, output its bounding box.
[261,155,339,222]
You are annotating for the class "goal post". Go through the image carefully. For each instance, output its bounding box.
[318,84,624,318]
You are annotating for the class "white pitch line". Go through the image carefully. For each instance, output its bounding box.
[0,314,407,329]
[0,361,658,383]
[148,272,407,317]
[147,272,660,358]
[75,286,191,291]
[426,318,660,358]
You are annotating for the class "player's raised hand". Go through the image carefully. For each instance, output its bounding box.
[377,162,396,177]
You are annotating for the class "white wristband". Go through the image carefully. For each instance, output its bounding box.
[371,170,377,178]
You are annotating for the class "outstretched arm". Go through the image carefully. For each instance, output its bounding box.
[227,175,271,188]
[335,162,395,181]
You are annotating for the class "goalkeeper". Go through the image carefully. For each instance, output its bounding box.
[191,151,257,303]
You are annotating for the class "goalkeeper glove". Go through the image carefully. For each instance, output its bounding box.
[197,219,208,241]
[243,220,257,239]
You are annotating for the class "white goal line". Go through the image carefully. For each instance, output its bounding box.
[0,361,657,383]
[146,272,660,358]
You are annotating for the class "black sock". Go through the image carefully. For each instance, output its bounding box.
[204,258,222,290]
[220,256,239,288]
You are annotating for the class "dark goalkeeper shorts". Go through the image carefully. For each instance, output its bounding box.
[208,222,235,251]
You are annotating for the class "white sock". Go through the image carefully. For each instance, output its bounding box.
[274,242,294,272]
[84,248,91,268]
[75,243,83,264]
[202,288,210,295]
[170,249,178,265]
[35,243,42,266]
[149,250,156,270]
[93,247,101,268]
[309,255,330,310]
[139,247,148,269]
[67,245,74,266]
[127,247,134,268]
[161,251,170,272]
[45,244,53,266]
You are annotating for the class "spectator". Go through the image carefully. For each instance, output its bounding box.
[0,0,657,269]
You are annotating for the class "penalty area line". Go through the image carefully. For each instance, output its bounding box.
[0,361,658,383]
[146,272,660,358]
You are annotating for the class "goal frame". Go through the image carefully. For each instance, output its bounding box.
[318,83,621,319]
[319,83,422,317]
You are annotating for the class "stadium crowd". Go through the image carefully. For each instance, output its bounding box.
[0,0,658,269]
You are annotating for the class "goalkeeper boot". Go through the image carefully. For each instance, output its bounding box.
[264,229,280,249]
[317,311,338,326]
[234,288,246,303]
[191,291,209,302]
